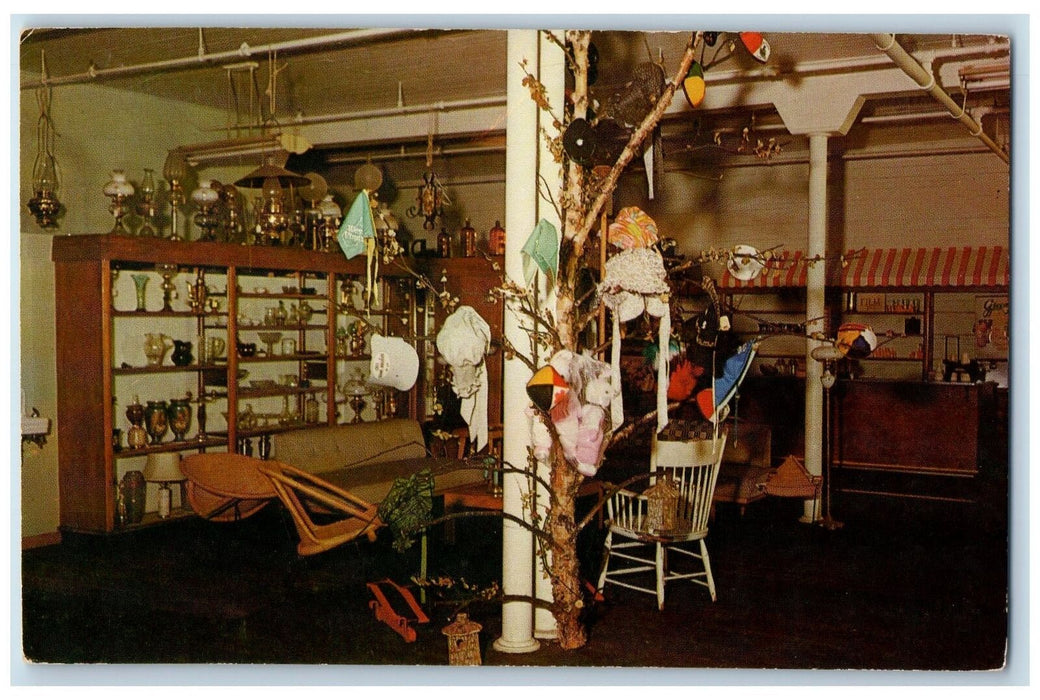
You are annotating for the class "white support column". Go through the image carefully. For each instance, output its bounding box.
[493,28,541,655]
[802,132,828,523]
[533,29,565,640]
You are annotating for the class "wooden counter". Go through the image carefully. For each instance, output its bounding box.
[831,379,997,476]
[735,376,1000,477]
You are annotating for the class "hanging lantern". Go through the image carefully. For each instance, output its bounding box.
[27,51,62,229]
[442,613,482,666]
[645,475,679,532]
[235,157,310,246]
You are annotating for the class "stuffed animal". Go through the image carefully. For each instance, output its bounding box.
[542,352,618,477]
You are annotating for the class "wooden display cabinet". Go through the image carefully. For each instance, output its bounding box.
[52,235,419,534]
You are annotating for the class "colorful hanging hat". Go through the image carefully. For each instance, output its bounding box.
[836,323,878,359]
[696,341,757,422]
[526,365,570,414]
[740,32,771,63]
[681,61,707,108]
[608,206,659,250]
[726,244,765,281]
[521,218,560,289]
[369,334,419,392]
[598,247,670,322]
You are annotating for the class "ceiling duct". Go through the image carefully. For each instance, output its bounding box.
[871,33,1009,164]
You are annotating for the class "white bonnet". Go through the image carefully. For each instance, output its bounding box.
[598,247,670,321]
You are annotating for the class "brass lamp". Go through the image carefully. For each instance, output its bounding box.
[317,194,342,252]
[234,157,310,246]
[103,170,135,235]
[191,180,221,241]
[136,169,158,236]
[27,52,62,229]
[343,369,370,423]
[163,149,189,240]
[143,452,184,519]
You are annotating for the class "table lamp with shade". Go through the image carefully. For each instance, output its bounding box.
[343,369,371,423]
[144,452,185,519]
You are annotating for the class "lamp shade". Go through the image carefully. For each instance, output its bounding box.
[143,452,184,483]
[234,159,310,189]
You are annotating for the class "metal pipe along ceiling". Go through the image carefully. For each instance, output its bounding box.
[21,28,436,90]
[871,33,1010,164]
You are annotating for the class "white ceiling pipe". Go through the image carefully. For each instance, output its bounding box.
[278,95,506,128]
[20,28,437,90]
[871,33,1009,164]
[325,143,505,165]
[704,38,1009,87]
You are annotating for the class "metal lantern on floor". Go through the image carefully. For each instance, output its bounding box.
[646,475,679,532]
[442,613,482,666]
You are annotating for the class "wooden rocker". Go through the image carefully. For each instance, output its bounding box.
[257,461,383,557]
[180,453,278,522]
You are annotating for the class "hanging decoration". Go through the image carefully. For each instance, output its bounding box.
[681,61,707,108]
[407,132,450,230]
[600,60,666,199]
[598,246,671,432]
[521,218,560,289]
[337,189,379,309]
[739,32,772,63]
[607,206,659,250]
[27,50,62,229]
[436,306,492,452]
[726,244,766,281]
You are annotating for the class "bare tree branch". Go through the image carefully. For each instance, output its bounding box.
[572,32,703,247]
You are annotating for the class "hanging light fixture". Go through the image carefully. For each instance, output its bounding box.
[234,156,310,246]
[27,50,62,229]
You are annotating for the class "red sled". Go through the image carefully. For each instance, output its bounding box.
[367,578,430,643]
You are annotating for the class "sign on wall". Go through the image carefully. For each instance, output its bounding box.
[974,295,1009,358]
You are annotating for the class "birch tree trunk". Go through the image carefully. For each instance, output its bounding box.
[536,29,700,649]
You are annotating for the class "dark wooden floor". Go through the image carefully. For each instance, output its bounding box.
[19,466,1010,679]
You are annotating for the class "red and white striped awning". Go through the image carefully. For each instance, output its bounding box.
[718,246,1008,289]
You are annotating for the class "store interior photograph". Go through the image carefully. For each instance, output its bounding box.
[14,16,1023,682]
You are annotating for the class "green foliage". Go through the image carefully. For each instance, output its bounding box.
[377,468,434,553]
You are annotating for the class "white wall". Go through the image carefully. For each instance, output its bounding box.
[19,81,225,539]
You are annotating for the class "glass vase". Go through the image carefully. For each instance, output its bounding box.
[131,274,149,312]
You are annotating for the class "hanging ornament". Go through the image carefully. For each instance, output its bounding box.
[406,131,451,230]
[681,61,707,108]
[739,32,771,63]
[562,118,598,166]
[726,244,765,281]
[835,323,878,359]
